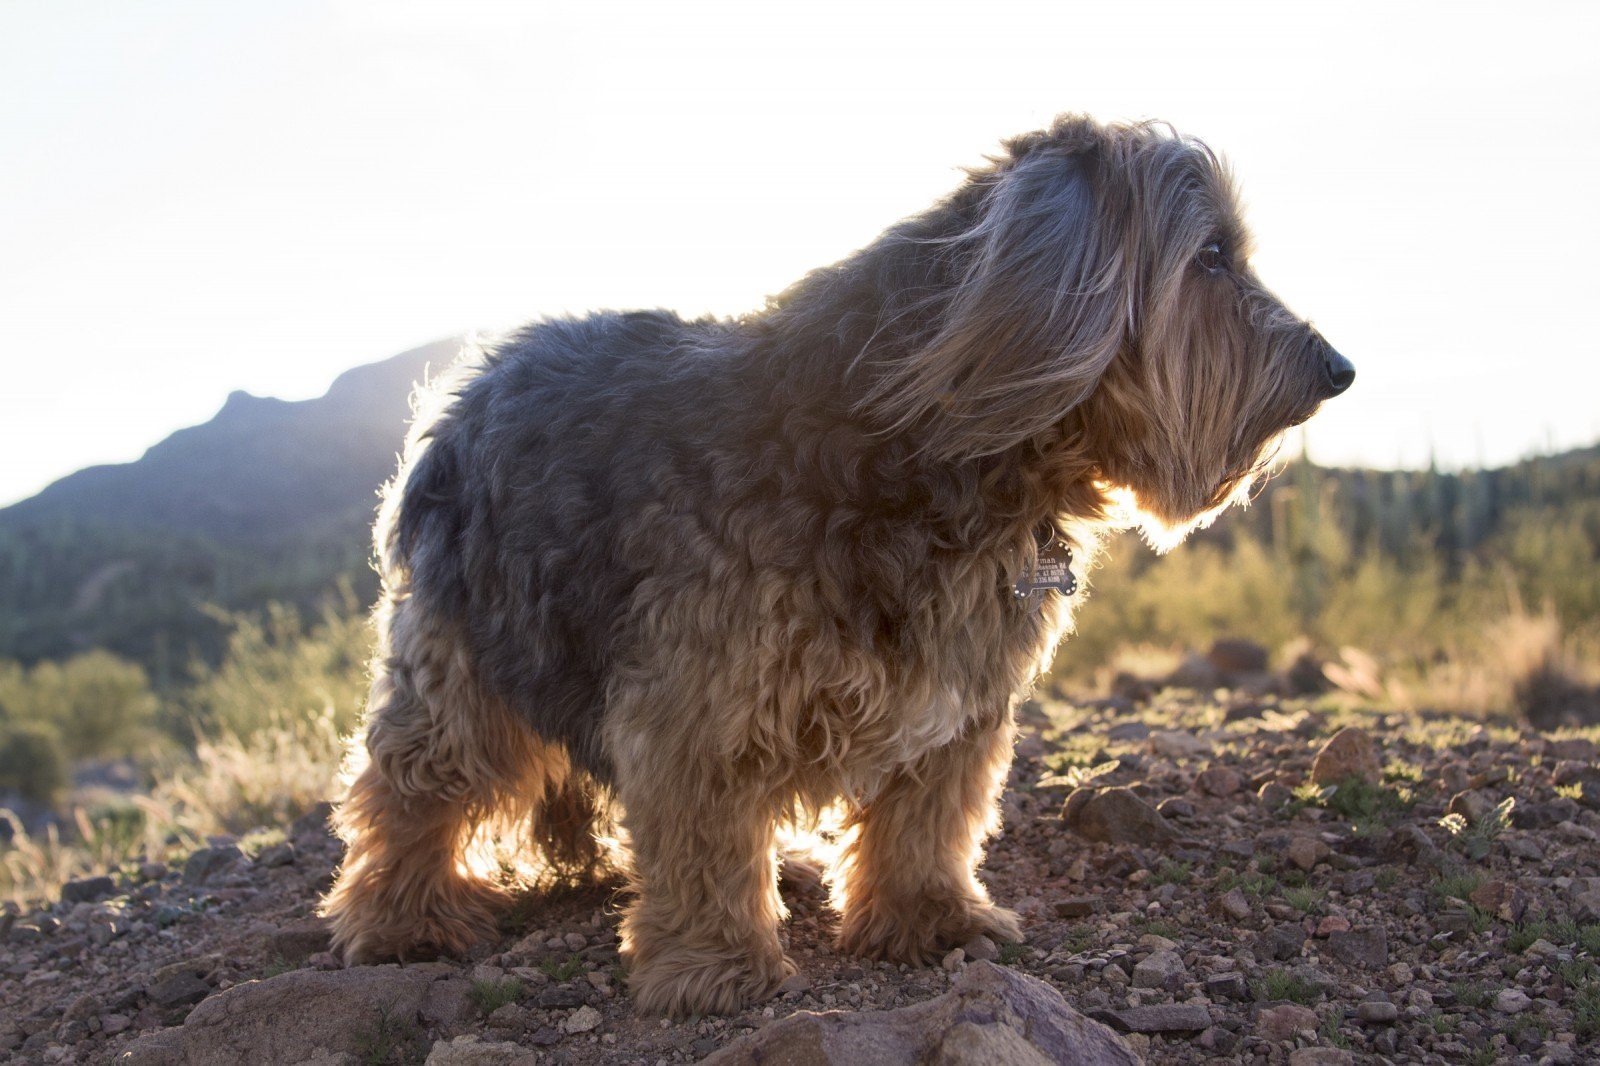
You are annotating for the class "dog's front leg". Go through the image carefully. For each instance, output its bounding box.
[835,709,1022,963]
[615,738,795,1017]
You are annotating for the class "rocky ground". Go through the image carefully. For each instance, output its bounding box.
[3,685,1599,1065]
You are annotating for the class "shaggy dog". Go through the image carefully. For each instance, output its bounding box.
[323,114,1354,1016]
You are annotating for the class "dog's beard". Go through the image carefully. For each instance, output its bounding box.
[1108,430,1288,554]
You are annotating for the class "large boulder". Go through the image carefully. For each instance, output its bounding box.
[703,961,1138,1065]
[119,964,445,1065]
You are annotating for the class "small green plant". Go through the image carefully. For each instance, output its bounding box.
[1319,1011,1353,1049]
[1375,868,1400,890]
[1216,869,1277,897]
[1555,782,1584,802]
[1037,759,1120,790]
[262,954,294,979]
[997,941,1027,965]
[1282,885,1326,915]
[1452,981,1489,1009]
[1438,796,1516,861]
[355,1004,423,1066]
[1151,860,1192,886]
[468,977,523,1015]
[1575,983,1600,1041]
[1430,870,1486,904]
[539,954,584,982]
[238,827,286,858]
[1427,1011,1459,1034]
[1132,917,1181,940]
[1252,969,1320,1005]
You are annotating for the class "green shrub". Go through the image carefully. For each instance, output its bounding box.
[0,721,68,802]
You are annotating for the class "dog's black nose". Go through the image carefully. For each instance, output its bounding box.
[1321,346,1355,397]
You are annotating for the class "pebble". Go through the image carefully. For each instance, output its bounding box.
[1258,1003,1319,1040]
[1309,727,1381,786]
[1148,730,1211,760]
[561,1004,603,1033]
[1215,888,1252,922]
[962,935,999,962]
[1130,949,1185,989]
[1493,988,1532,1014]
[1356,999,1398,1023]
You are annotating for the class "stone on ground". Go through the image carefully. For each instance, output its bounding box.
[703,961,1138,1066]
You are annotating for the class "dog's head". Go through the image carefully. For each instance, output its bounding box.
[861,115,1353,543]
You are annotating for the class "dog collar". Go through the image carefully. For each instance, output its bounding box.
[1013,524,1077,599]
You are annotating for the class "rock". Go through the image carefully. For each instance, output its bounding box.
[147,972,212,1009]
[182,845,244,886]
[1155,797,1194,819]
[1093,1003,1212,1034]
[60,876,117,904]
[1262,924,1306,961]
[256,842,296,868]
[1468,880,1529,923]
[1572,888,1600,923]
[1257,781,1294,809]
[1289,1050,1354,1066]
[1286,836,1330,871]
[963,935,1000,962]
[1314,916,1351,937]
[1356,1000,1398,1024]
[1446,790,1495,823]
[1204,972,1247,1000]
[704,961,1138,1065]
[1208,638,1270,676]
[560,1004,602,1034]
[425,1035,539,1065]
[1258,1003,1319,1041]
[1063,787,1179,845]
[1325,926,1387,970]
[1052,897,1101,919]
[1546,737,1598,761]
[1493,988,1532,1014]
[1194,766,1242,797]
[120,964,438,1065]
[101,1013,132,1035]
[1309,727,1381,786]
[266,917,333,963]
[1105,722,1149,743]
[1148,730,1211,759]
[1215,888,1253,923]
[421,978,476,1027]
[1166,654,1221,692]
[941,948,966,972]
[1131,950,1185,990]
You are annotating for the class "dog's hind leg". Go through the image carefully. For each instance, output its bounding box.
[611,724,795,1017]
[834,709,1022,963]
[323,598,540,963]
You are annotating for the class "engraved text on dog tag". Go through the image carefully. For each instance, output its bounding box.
[1014,541,1077,598]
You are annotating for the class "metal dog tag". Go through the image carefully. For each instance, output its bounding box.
[1014,540,1077,598]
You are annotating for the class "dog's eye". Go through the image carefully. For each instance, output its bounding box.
[1197,243,1226,273]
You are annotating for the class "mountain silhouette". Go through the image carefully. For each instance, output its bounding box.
[0,339,462,674]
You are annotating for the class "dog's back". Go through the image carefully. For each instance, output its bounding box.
[386,310,731,777]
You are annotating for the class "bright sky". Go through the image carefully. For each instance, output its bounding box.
[3,0,1597,507]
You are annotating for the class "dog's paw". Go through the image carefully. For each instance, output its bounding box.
[327,875,509,965]
[629,946,795,1018]
[838,895,1022,965]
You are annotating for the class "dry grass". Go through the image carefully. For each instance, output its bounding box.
[1,711,344,907]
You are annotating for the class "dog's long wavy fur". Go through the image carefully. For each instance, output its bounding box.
[322,114,1349,1016]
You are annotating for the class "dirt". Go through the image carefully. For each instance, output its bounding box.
[3,689,1598,1064]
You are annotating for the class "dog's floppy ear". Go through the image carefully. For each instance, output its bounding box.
[864,127,1131,459]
